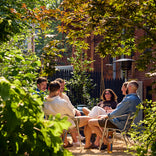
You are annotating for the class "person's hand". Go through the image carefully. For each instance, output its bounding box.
[106,109,113,114]
[98,115,108,119]
[104,106,112,111]
[75,110,81,116]
[104,106,112,113]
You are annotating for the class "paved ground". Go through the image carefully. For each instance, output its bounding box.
[66,135,134,156]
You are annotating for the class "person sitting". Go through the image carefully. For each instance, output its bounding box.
[43,81,90,148]
[83,80,141,149]
[55,78,83,145]
[33,77,47,96]
[82,89,118,118]
[43,80,76,147]
[55,78,81,116]
[82,88,118,148]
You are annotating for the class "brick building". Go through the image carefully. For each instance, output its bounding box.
[57,31,156,102]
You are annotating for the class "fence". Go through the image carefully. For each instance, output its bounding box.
[49,70,125,105]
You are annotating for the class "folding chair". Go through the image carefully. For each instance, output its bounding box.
[99,113,135,150]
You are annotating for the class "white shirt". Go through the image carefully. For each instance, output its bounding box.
[61,93,77,115]
[43,95,75,129]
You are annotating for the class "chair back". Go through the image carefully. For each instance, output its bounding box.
[123,113,135,132]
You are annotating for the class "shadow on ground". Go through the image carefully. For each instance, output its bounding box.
[66,136,134,156]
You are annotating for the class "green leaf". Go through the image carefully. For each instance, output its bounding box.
[0,77,11,101]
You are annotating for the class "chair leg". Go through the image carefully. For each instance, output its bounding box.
[75,118,82,148]
[99,128,108,150]
[122,134,128,146]
[125,134,134,145]
[99,131,105,150]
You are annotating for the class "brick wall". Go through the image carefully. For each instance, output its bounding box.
[59,31,156,101]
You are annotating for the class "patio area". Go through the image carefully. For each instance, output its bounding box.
[66,135,134,156]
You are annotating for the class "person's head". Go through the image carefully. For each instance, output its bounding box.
[101,89,118,102]
[55,78,65,93]
[126,80,139,94]
[48,81,61,95]
[121,82,128,95]
[37,77,47,91]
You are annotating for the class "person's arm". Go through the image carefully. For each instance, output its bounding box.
[98,114,108,119]
[75,108,81,116]
[62,100,75,117]
[107,97,130,118]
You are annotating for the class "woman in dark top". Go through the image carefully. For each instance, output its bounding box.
[82,89,118,116]
[82,89,118,149]
[97,88,117,111]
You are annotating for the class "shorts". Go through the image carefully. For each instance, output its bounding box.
[98,118,118,128]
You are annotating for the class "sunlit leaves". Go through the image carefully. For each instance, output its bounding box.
[128,101,156,155]
[58,0,156,74]
[12,3,58,31]
[0,77,71,155]
[0,41,40,86]
[0,77,11,101]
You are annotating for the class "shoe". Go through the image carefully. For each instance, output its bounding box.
[100,143,107,150]
[80,136,85,141]
[73,141,85,146]
[81,138,86,144]
[91,144,99,149]
[84,143,95,149]
[63,141,73,148]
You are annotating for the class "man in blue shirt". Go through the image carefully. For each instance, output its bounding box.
[33,77,48,96]
[84,80,141,149]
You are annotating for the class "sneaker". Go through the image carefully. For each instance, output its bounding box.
[73,141,85,146]
[80,136,85,141]
[77,135,85,141]
[100,143,107,150]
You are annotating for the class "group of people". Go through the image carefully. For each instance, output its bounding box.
[35,77,141,150]
[35,77,81,147]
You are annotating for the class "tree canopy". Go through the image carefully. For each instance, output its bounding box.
[0,0,47,43]
[0,0,73,155]
[57,0,156,73]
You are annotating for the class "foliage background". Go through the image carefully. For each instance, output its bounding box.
[0,0,72,155]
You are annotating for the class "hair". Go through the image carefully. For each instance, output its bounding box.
[123,81,128,88]
[101,89,118,102]
[128,80,139,90]
[49,81,60,92]
[37,77,47,84]
[55,78,65,84]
